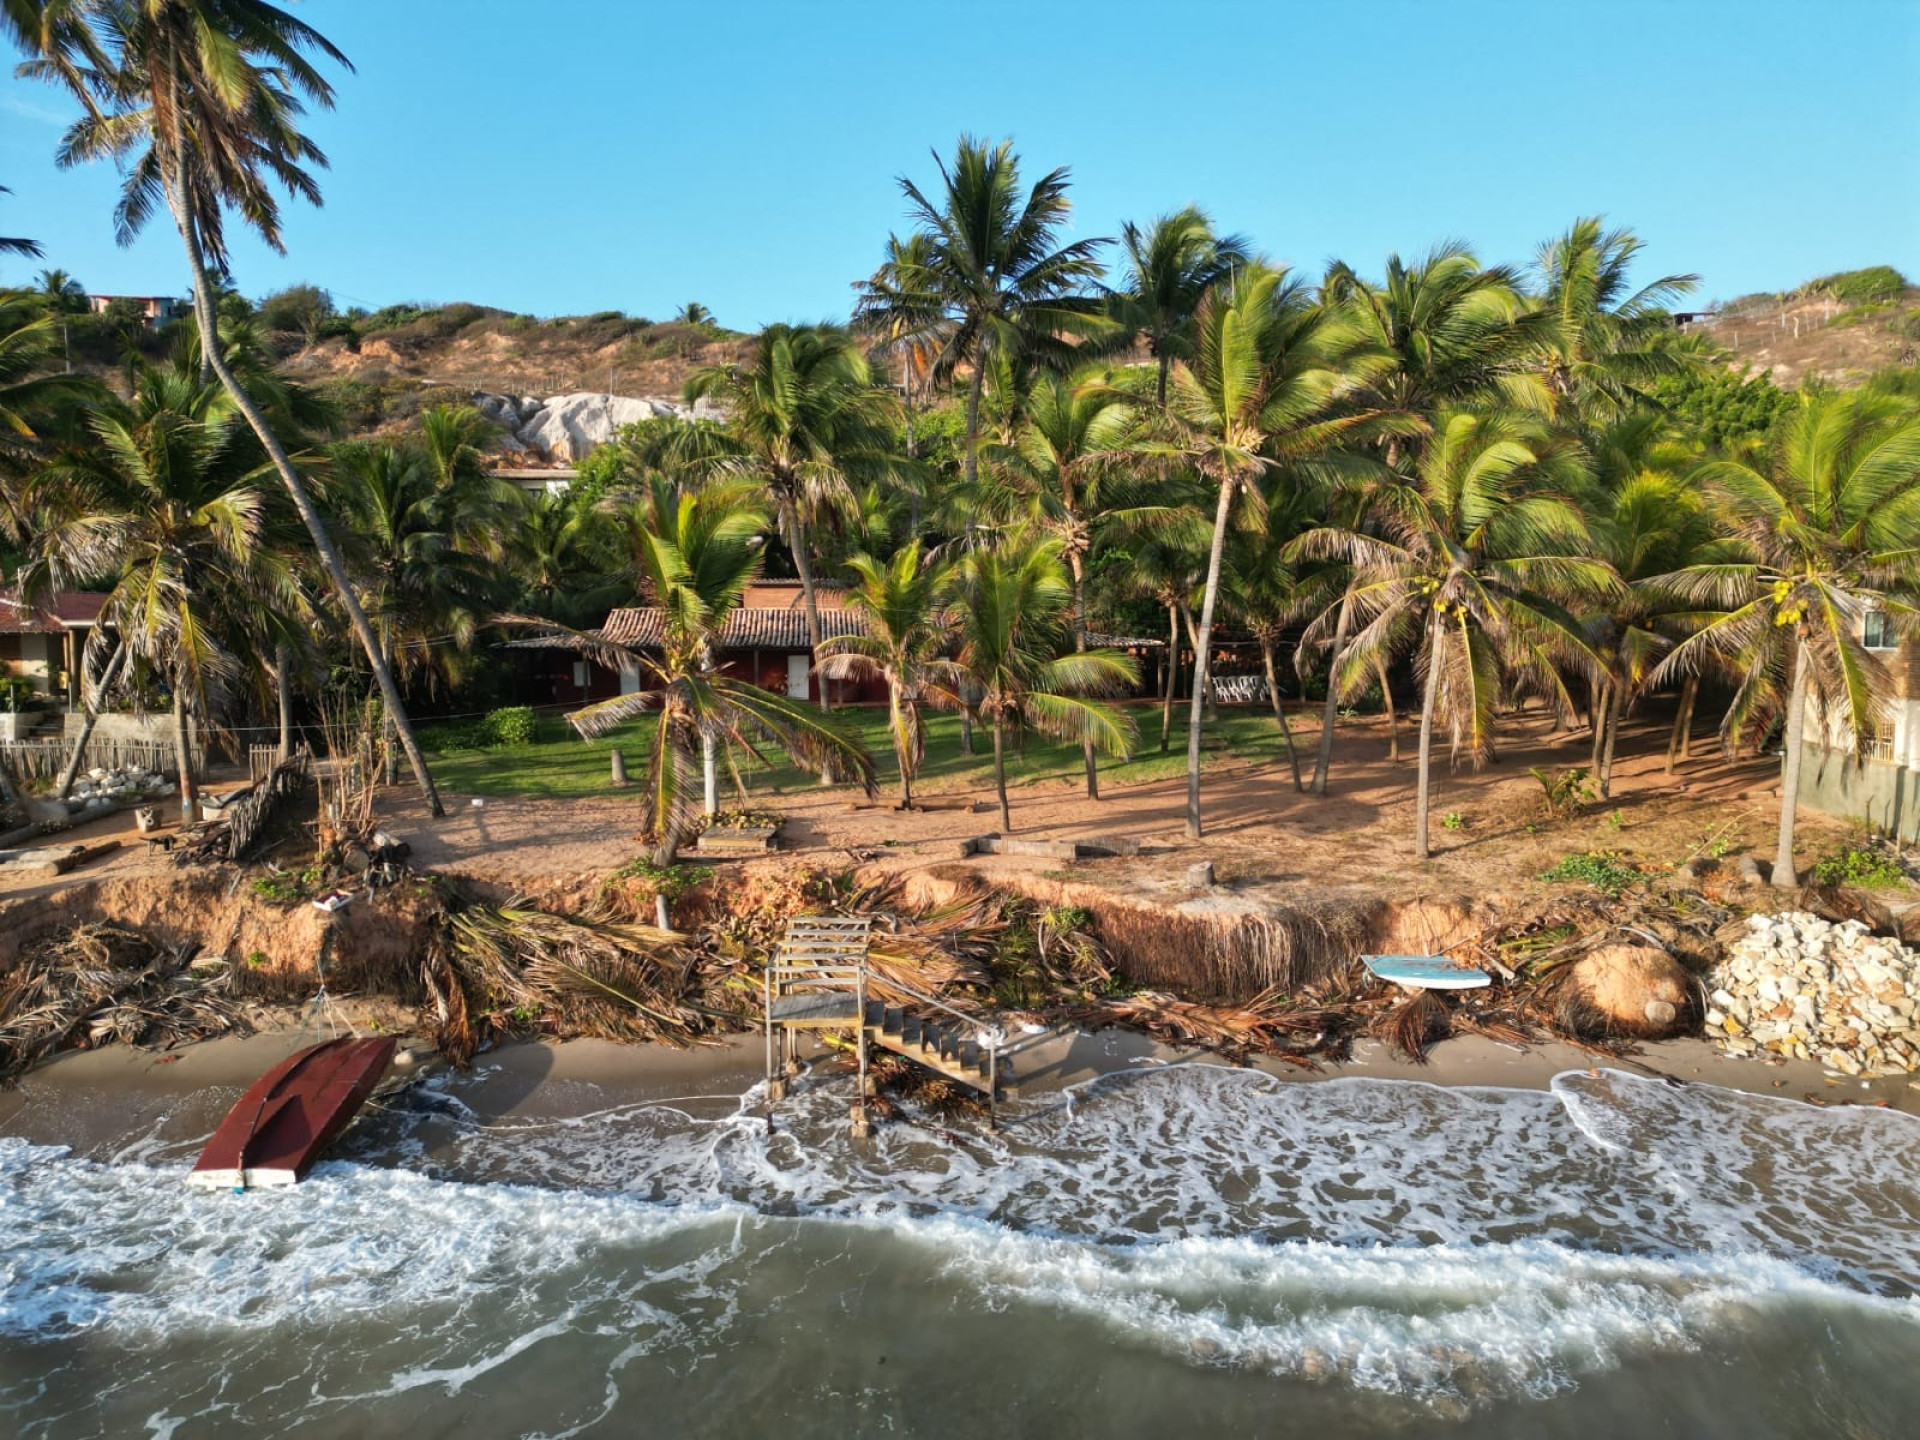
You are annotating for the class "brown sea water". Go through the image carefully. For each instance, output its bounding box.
[3,1064,1919,1437]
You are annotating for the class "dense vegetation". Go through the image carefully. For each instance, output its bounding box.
[3,4,1919,879]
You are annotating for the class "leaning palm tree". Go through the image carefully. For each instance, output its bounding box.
[1298,410,1616,859]
[681,323,900,704]
[866,136,1110,492]
[938,536,1139,831]
[1138,262,1389,838]
[10,0,447,814]
[513,479,876,866]
[816,542,954,809]
[1111,206,1250,406]
[1646,390,1920,887]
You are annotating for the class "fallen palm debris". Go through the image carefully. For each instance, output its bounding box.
[0,923,248,1082]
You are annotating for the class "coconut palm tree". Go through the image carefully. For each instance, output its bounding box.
[1305,244,1542,792]
[505,488,620,626]
[10,0,447,814]
[327,440,506,694]
[514,478,876,866]
[682,322,900,706]
[1646,390,1920,887]
[940,535,1139,831]
[983,368,1149,798]
[816,541,954,809]
[1138,262,1388,838]
[1111,206,1250,407]
[24,382,296,823]
[871,136,1110,492]
[1298,410,1616,859]
[1524,217,1698,423]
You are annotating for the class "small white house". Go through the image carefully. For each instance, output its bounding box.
[1799,609,1920,839]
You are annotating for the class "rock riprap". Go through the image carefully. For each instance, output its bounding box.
[1705,911,1920,1076]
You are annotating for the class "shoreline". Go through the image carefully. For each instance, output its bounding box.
[6,1023,1916,1167]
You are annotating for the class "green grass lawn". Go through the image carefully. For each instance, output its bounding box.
[420,705,1318,802]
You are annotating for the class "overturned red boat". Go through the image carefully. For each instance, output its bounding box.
[188,1036,397,1191]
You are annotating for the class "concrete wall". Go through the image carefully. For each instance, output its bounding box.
[61,712,173,745]
[1799,745,1920,841]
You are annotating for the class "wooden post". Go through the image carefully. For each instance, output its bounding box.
[850,957,872,1137]
[610,746,628,787]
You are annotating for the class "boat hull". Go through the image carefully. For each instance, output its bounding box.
[188,1036,397,1191]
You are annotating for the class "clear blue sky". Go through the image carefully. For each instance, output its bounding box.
[3,0,1916,325]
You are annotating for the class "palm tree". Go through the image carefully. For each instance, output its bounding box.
[682,323,900,707]
[1298,410,1616,859]
[986,368,1145,797]
[940,536,1139,831]
[1111,206,1250,406]
[25,384,293,823]
[32,267,86,371]
[1306,244,1540,792]
[1525,217,1698,423]
[1647,390,1920,887]
[868,136,1109,493]
[1221,483,1325,791]
[11,0,447,815]
[512,479,876,866]
[328,440,505,694]
[505,488,619,626]
[816,542,953,809]
[1140,262,1387,838]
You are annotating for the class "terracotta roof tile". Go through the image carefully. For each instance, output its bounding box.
[598,607,867,651]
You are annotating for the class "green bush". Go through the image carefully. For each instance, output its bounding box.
[1539,849,1646,896]
[422,706,537,753]
[482,706,536,747]
[1804,265,1908,304]
[0,677,39,711]
[1812,844,1908,890]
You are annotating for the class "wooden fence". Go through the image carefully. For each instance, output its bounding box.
[0,737,199,785]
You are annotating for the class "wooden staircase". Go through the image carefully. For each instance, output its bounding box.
[764,916,1014,1133]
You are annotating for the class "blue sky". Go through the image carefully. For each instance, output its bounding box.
[3,0,1916,326]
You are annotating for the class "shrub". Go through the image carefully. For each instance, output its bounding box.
[1812,844,1908,890]
[1539,849,1647,896]
[257,282,335,342]
[1803,265,1908,304]
[1441,810,1466,831]
[481,706,536,748]
[0,677,39,711]
[1530,765,1595,819]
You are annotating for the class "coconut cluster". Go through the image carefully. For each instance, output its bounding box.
[1705,911,1920,1077]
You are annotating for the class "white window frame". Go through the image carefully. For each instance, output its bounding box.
[1863,610,1897,651]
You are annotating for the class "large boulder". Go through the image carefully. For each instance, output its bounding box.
[515,393,687,461]
[1563,944,1693,1038]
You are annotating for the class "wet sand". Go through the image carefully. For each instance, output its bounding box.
[7,1024,1916,1163]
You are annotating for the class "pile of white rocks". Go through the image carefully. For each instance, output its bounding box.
[1705,911,1920,1077]
[61,764,173,817]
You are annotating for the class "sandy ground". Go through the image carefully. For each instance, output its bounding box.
[5,1022,1915,1166]
[0,710,1842,909]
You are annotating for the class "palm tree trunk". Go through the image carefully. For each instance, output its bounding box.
[1589,679,1611,776]
[161,165,444,818]
[275,644,293,759]
[1311,595,1353,796]
[1773,638,1812,889]
[171,688,198,828]
[891,686,914,809]
[1261,639,1303,792]
[782,498,829,713]
[1666,674,1699,772]
[702,730,719,817]
[1069,552,1098,800]
[54,642,126,800]
[963,360,988,494]
[1160,603,1178,752]
[1599,681,1623,796]
[1415,619,1445,861]
[992,715,1012,832]
[1376,658,1399,763]
[1156,353,1170,408]
[1186,477,1236,839]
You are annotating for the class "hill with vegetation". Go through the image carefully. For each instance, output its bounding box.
[1687,265,1920,387]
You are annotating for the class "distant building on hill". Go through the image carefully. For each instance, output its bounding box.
[1798,610,1920,840]
[87,294,188,327]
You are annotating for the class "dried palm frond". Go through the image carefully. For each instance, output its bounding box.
[1371,988,1451,1063]
[0,923,247,1081]
[1054,987,1336,1062]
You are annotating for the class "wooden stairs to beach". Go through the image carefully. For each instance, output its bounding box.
[764,916,1014,1133]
